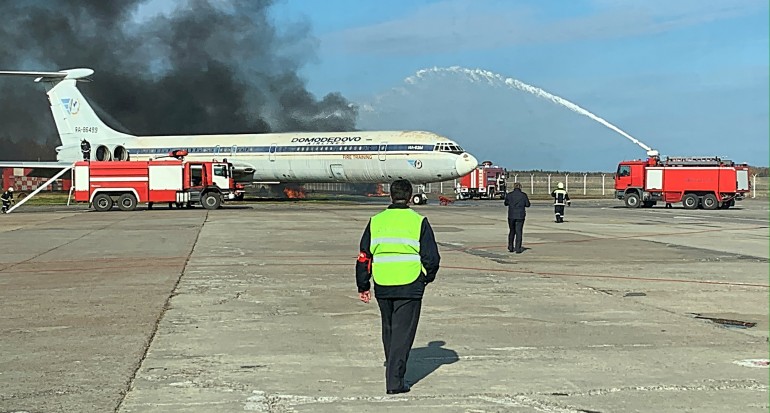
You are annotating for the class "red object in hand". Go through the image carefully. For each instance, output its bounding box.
[357,251,372,272]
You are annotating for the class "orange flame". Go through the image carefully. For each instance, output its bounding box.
[366,184,388,197]
[283,186,306,199]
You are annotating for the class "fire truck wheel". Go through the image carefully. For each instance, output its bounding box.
[702,194,718,210]
[202,192,222,210]
[93,193,113,212]
[624,193,640,208]
[118,193,138,211]
[682,193,699,210]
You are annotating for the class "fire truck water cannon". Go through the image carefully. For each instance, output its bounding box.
[169,149,189,159]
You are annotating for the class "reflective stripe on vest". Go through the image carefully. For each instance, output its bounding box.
[370,208,424,286]
[553,189,568,205]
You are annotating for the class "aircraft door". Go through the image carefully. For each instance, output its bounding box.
[330,164,347,181]
[378,143,387,161]
[269,144,277,161]
[230,145,237,157]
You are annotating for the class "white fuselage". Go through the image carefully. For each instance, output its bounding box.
[56,130,478,184]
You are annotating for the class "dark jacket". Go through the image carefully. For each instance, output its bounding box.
[356,203,441,299]
[1,191,12,203]
[504,188,530,219]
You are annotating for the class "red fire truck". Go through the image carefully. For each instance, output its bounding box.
[614,156,750,209]
[73,155,239,212]
[455,161,507,200]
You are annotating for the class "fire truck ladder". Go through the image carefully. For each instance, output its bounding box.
[663,156,732,166]
[6,164,74,214]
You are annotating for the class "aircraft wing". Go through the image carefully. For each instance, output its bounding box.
[0,161,75,178]
[0,161,74,169]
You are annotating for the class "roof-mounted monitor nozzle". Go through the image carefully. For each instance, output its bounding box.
[646,149,659,158]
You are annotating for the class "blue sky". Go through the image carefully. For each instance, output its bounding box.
[266,0,768,170]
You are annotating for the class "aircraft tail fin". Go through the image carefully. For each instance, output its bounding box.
[0,68,132,148]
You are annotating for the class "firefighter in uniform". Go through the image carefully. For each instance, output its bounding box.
[80,139,91,161]
[356,179,441,395]
[1,187,14,213]
[551,182,571,223]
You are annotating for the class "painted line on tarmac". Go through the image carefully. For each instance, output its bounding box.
[734,359,770,368]
[443,265,770,288]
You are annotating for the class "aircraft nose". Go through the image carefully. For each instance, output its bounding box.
[455,152,478,176]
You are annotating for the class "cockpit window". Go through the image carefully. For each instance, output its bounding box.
[434,142,464,154]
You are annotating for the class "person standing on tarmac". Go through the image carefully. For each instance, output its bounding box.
[356,179,441,395]
[551,182,571,223]
[504,182,530,253]
[496,175,507,195]
[1,187,14,213]
[80,139,91,161]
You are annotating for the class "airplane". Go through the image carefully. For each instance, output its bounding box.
[0,68,478,203]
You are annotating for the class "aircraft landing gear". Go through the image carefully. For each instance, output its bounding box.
[412,185,428,205]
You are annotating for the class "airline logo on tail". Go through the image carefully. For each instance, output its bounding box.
[60,98,80,115]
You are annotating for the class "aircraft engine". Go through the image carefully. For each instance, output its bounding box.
[95,145,112,161]
[113,145,130,161]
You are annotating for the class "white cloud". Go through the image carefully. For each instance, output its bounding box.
[320,0,768,56]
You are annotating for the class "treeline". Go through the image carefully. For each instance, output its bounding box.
[0,136,57,161]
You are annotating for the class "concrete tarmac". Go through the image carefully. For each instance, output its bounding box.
[0,198,767,412]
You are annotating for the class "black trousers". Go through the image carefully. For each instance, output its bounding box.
[554,205,565,221]
[377,297,422,391]
[508,218,525,251]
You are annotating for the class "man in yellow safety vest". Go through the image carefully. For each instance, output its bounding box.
[356,179,441,395]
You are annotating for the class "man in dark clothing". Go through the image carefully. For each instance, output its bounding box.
[1,187,14,213]
[551,182,571,223]
[356,179,441,395]
[503,182,530,253]
[80,139,91,161]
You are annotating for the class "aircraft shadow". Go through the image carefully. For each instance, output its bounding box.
[405,340,459,387]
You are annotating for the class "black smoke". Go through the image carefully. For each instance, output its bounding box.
[0,0,358,158]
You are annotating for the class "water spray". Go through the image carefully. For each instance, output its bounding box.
[406,66,659,157]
